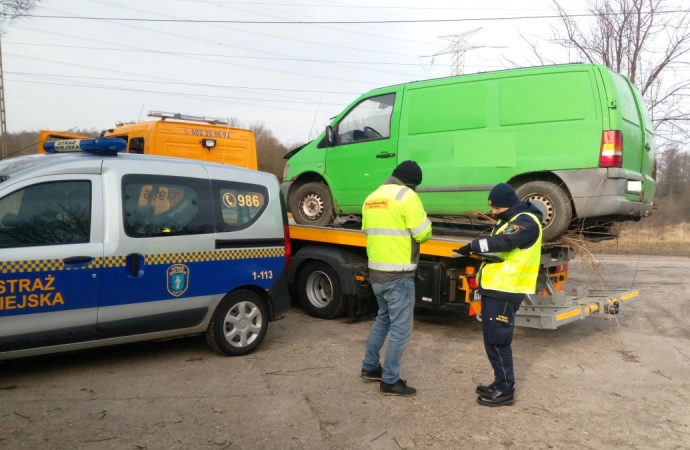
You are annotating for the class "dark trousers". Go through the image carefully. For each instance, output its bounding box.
[481,295,520,394]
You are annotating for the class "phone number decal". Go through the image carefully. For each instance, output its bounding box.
[186,128,231,138]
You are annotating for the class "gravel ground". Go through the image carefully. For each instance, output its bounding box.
[1,255,689,450]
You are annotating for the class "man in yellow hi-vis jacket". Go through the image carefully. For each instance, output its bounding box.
[360,160,432,397]
[454,183,543,407]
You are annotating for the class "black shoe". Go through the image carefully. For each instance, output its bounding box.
[380,379,416,397]
[360,366,383,381]
[477,389,514,407]
[475,383,496,396]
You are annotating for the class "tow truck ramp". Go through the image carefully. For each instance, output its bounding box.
[510,271,640,330]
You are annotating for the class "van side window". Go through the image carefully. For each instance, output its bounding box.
[336,93,395,145]
[0,181,91,248]
[129,138,145,154]
[212,180,268,232]
[122,175,214,238]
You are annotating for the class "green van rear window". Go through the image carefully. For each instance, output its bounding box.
[499,72,587,126]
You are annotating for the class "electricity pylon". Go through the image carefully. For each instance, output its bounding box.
[0,32,6,159]
[434,28,483,76]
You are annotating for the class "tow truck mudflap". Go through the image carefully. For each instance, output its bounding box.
[513,288,640,330]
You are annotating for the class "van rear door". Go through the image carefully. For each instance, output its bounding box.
[603,70,647,174]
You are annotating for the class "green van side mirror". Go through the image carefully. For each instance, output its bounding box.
[325,126,335,147]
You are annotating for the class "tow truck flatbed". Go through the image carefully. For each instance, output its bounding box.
[287,223,640,330]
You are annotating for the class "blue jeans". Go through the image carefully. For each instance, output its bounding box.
[362,277,415,384]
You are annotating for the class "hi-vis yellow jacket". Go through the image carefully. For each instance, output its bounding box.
[479,212,543,294]
[362,181,432,273]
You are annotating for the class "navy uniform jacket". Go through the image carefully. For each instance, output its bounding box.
[468,201,544,304]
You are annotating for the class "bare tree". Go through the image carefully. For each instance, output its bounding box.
[250,122,289,180]
[0,0,41,25]
[551,0,690,145]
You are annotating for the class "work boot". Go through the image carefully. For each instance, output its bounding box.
[360,366,383,381]
[477,389,514,407]
[380,379,416,397]
[475,383,496,396]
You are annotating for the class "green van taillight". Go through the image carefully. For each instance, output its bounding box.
[599,131,623,168]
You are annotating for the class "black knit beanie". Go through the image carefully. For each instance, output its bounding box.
[488,183,519,208]
[392,160,423,186]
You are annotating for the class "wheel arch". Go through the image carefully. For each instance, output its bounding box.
[507,171,577,217]
[290,245,368,296]
[288,172,331,198]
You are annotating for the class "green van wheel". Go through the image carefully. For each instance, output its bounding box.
[290,182,335,226]
[515,181,572,242]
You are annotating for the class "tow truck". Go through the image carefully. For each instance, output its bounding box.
[286,221,640,330]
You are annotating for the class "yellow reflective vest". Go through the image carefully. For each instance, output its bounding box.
[478,212,543,294]
[362,182,432,273]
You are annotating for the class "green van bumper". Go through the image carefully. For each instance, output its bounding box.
[555,168,654,220]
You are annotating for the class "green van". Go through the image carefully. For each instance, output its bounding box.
[282,63,656,241]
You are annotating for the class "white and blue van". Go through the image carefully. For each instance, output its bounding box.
[0,138,291,360]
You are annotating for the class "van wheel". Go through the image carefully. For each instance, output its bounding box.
[297,261,347,319]
[206,290,268,356]
[290,182,335,226]
[515,181,572,242]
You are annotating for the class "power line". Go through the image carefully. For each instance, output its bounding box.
[5,78,345,113]
[167,1,580,10]
[3,42,468,68]
[4,71,364,94]
[23,10,690,24]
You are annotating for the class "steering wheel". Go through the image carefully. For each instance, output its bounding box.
[363,126,383,139]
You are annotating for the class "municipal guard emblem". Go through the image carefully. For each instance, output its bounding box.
[167,264,189,297]
[503,224,523,235]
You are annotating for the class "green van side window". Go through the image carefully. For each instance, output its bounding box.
[336,94,395,145]
[499,72,587,126]
[406,82,488,135]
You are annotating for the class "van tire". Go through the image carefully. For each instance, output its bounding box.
[206,290,269,356]
[297,261,347,319]
[290,182,335,226]
[515,181,571,242]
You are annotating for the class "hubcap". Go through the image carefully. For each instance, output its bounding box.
[299,193,324,221]
[522,193,554,228]
[223,301,263,348]
[305,271,334,309]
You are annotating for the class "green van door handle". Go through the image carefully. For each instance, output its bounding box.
[376,152,396,158]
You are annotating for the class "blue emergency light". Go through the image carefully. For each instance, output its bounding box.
[43,138,127,154]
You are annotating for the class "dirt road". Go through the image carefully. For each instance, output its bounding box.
[1,255,689,450]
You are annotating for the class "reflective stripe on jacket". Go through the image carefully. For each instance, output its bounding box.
[478,212,542,294]
[362,182,432,273]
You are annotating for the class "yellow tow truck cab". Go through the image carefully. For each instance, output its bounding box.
[38,111,258,170]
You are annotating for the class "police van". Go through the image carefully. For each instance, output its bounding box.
[0,138,290,361]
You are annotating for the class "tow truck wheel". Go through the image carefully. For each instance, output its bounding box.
[515,180,572,242]
[290,182,335,226]
[297,261,347,319]
[206,290,268,356]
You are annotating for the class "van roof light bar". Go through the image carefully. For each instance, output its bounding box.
[147,110,229,125]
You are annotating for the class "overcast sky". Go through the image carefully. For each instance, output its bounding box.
[2,0,622,146]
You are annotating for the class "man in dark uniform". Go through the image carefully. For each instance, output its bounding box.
[454,183,543,407]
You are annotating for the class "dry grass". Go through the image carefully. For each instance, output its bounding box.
[586,222,690,257]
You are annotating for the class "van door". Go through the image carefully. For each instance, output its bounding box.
[96,160,216,339]
[607,72,646,174]
[325,93,400,210]
[0,176,103,353]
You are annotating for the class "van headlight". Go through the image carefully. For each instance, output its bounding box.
[283,164,290,181]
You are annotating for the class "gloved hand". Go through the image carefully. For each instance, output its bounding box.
[453,245,472,256]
